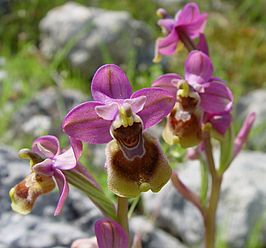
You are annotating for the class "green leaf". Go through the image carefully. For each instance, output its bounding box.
[64,170,117,220]
[219,125,234,174]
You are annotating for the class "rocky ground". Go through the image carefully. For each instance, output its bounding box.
[1,144,266,248]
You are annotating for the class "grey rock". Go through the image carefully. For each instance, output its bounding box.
[21,115,52,136]
[236,89,266,150]
[0,70,7,81]
[143,151,266,248]
[0,146,28,213]
[0,213,86,248]
[7,87,86,145]
[0,57,5,67]
[90,144,106,168]
[0,243,9,248]
[39,2,153,76]
[130,216,188,248]
[237,90,266,126]
[0,0,9,14]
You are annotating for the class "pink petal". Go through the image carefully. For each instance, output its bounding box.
[177,3,201,25]
[54,169,69,216]
[185,51,213,85]
[63,101,112,144]
[32,135,60,158]
[204,112,232,135]
[152,73,181,98]
[157,29,179,56]
[33,158,54,176]
[69,137,83,161]
[158,18,175,33]
[95,103,119,121]
[124,96,147,114]
[200,82,233,114]
[54,147,77,170]
[180,14,208,39]
[233,112,256,159]
[91,64,132,102]
[131,88,175,129]
[95,218,128,248]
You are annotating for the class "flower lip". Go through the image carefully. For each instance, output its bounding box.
[112,122,142,148]
[106,133,172,198]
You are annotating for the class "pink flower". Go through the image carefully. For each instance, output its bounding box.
[63,64,174,198]
[154,3,208,62]
[71,218,129,248]
[152,51,233,147]
[9,135,86,216]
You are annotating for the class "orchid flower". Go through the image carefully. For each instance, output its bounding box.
[10,135,82,216]
[152,51,233,147]
[71,218,142,248]
[154,2,208,62]
[63,64,175,198]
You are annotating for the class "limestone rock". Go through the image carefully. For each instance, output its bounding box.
[143,151,266,248]
[39,2,153,76]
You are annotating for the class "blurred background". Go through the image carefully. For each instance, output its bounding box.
[0,0,266,247]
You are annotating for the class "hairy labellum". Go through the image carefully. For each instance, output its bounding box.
[163,104,202,148]
[106,133,172,198]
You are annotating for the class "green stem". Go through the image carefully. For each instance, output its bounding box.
[205,175,222,248]
[203,133,223,248]
[200,158,208,207]
[117,196,129,237]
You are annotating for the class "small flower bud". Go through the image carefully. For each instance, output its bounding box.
[156,8,169,18]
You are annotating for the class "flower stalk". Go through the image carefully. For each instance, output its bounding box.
[117,196,129,237]
[203,131,222,248]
